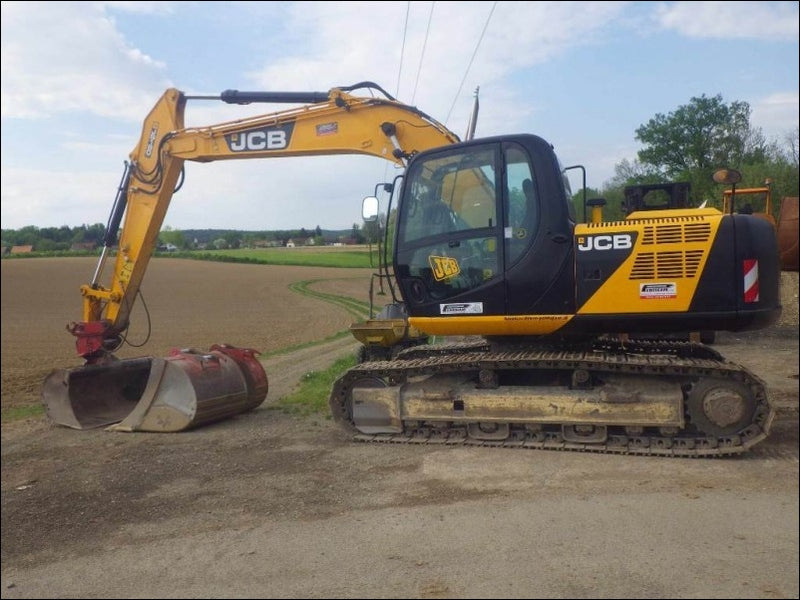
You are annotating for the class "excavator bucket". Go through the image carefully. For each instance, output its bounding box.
[42,345,268,432]
[778,196,799,271]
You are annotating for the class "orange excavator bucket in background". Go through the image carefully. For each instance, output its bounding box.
[42,345,268,432]
[778,196,799,271]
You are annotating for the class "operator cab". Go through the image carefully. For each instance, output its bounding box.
[393,134,576,326]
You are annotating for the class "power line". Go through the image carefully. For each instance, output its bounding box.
[411,1,436,104]
[395,1,411,97]
[381,2,414,193]
[445,0,497,126]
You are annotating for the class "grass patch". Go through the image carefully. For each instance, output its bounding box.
[1,403,45,422]
[287,279,372,321]
[258,329,354,359]
[177,247,377,268]
[271,354,357,417]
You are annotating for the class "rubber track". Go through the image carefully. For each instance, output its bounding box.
[329,340,775,458]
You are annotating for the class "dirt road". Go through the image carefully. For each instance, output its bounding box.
[1,260,798,598]
[2,329,798,599]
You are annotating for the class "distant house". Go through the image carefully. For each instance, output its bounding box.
[286,239,296,248]
[253,239,281,248]
[10,245,33,254]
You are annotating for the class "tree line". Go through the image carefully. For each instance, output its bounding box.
[1,223,372,253]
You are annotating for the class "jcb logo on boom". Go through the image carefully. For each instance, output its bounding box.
[225,123,295,153]
[577,233,633,252]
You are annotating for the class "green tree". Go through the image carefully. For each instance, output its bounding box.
[570,187,620,222]
[84,223,106,245]
[240,233,256,248]
[222,231,240,249]
[35,238,60,252]
[160,226,187,249]
[351,222,365,244]
[634,94,767,202]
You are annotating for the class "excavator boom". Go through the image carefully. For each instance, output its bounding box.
[44,82,460,432]
[78,83,459,353]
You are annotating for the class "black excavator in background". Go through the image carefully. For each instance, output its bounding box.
[42,83,782,457]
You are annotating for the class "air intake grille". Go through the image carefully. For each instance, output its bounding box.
[656,225,682,244]
[630,250,705,279]
[640,221,711,245]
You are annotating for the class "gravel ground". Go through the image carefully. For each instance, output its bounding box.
[1,261,797,599]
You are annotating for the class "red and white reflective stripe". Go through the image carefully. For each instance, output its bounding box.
[743,259,759,303]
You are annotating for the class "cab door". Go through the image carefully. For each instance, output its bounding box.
[394,135,575,320]
[394,142,505,318]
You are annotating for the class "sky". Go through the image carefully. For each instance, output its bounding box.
[1,1,798,232]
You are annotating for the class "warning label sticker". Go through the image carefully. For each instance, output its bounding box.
[639,282,677,299]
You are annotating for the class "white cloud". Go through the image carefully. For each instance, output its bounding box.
[246,1,629,131]
[103,1,178,16]
[0,166,123,228]
[750,91,800,140]
[656,1,799,41]
[0,1,170,120]
[163,156,390,231]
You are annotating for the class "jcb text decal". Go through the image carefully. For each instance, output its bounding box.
[429,255,460,281]
[577,233,633,251]
[225,122,295,152]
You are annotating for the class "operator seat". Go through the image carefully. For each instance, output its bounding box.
[522,178,535,205]
[425,201,458,235]
[509,178,535,232]
[507,178,536,263]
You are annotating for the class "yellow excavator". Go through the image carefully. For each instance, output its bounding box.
[43,82,782,457]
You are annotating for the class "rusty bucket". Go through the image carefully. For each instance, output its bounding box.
[42,344,268,432]
[778,196,798,271]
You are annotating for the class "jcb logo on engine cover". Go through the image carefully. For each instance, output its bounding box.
[577,233,634,252]
[225,122,295,152]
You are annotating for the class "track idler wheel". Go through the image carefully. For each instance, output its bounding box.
[686,378,756,437]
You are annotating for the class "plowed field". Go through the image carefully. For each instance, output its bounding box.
[1,257,374,412]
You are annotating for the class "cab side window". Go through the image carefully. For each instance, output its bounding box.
[505,145,538,264]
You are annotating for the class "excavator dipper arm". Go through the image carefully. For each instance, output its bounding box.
[74,83,459,362]
[44,83,460,433]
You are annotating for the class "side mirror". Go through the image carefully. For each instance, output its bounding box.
[362,196,379,222]
[712,168,742,185]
